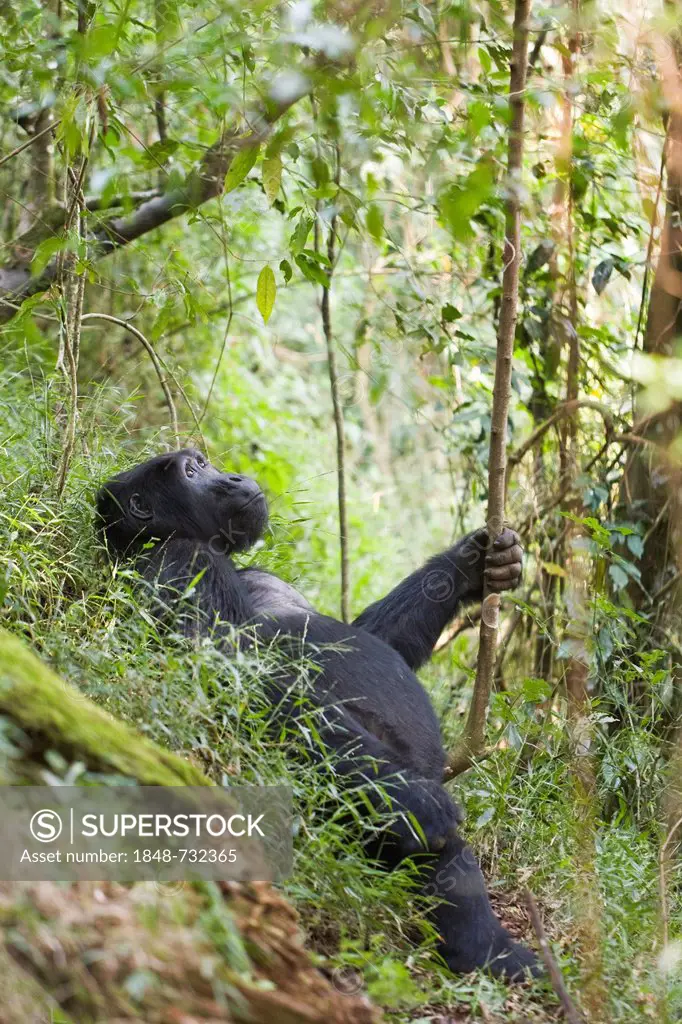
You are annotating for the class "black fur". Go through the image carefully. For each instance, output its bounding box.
[96,448,538,980]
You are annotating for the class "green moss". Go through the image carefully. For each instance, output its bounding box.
[0,627,211,786]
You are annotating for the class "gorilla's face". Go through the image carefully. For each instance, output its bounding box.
[97,449,268,555]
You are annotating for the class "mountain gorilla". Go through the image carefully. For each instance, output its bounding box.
[96,448,538,980]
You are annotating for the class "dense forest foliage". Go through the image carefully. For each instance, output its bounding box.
[2,0,682,1020]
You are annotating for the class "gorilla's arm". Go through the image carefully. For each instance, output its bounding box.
[352,528,522,671]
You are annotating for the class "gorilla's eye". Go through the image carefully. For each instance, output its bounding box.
[196,456,206,468]
[185,461,196,478]
[129,493,153,520]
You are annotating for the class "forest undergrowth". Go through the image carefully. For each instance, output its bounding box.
[1,360,679,1023]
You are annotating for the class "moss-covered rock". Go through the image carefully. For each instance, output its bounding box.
[0,629,380,1024]
[0,627,208,786]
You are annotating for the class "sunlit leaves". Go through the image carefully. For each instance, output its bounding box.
[642,197,657,225]
[466,99,492,141]
[262,152,282,204]
[82,24,118,60]
[542,561,567,578]
[256,266,276,324]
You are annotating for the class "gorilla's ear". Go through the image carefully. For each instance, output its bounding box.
[129,492,153,521]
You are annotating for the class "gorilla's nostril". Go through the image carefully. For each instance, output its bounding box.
[228,475,243,484]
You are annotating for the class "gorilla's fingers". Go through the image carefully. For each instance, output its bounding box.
[493,527,520,550]
[485,563,521,591]
[486,564,520,581]
[486,543,523,567]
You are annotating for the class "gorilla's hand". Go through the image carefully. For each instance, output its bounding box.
[456,526,523,601]
[384,778,463,859]
[484,527,523,593]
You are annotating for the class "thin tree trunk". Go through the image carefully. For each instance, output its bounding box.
[448,0,532,776]
[322,234,350,624]
[317,143,350,623]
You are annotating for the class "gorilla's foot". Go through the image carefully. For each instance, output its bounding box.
[443,928,540,981]
[423,834,541,983]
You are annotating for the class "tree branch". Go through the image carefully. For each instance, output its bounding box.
[84,188,163,211]
[0,79,311,323]
[508,399,615,469]
[0,117,60,171]
[81,313,179,444]
[524,889,585,1024]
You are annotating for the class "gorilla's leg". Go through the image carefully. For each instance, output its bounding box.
[362,774,539,980]
[420,833,539,980]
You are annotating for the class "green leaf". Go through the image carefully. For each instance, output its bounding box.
[609,563,629,591]
[611,101,634,150]
[31,236,66,277]
[280,259,293,284]
[141,138,179,168]
[62,118,83,159]
[441,303,462,323]
[83,24,118,59]
[290,214,314,254]
[626,534,644,558]
[541,561,567,578]
[298,248,331,267]
[295,254,329,288]
[262,152,282,204]
[366,203,384,243]
[311,183,339,201]
[224,143,260,193]
[439,160,495,242]
[478,46,492,74]
[311,157,330,186]
[642,197,657,225]
[521,677,553,703]
[338,189,361,229]
[256,266,276,324]
[467,100,491,140]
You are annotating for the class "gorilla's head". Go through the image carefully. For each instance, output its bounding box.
[96,449,268,556]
